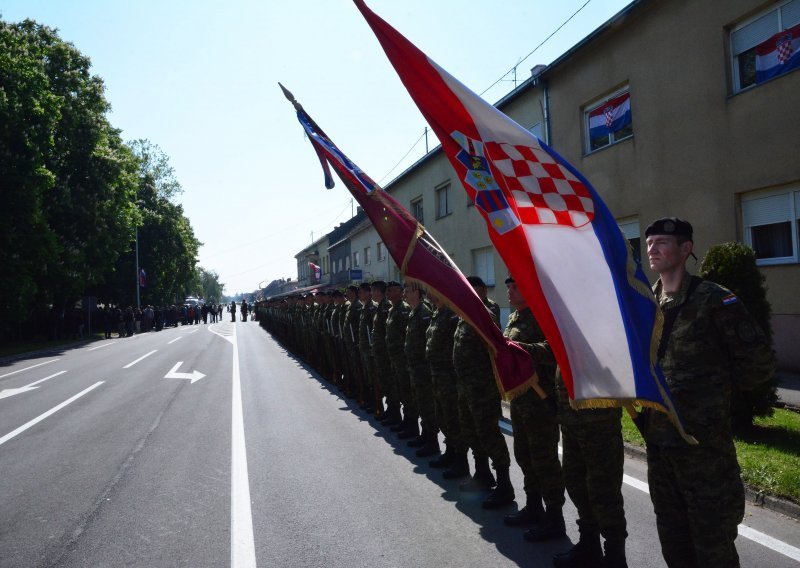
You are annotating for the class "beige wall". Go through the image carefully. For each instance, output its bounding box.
[542,0,800,369]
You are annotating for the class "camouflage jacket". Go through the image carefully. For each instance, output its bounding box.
[358,300,377,349]
[453,299,500,372]
[386,300,411,358]
[425,305,460,370]
[645,272,775,447]
[503,308,555,399]
[371,299,392,354]
[343,299,362,346]
[404,302,432,369]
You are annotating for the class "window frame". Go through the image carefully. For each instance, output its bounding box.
[617,218,642,265]
[411,196,424,224]
[435,182,453,219]
[353,251,360,268]
[584,86,633,154]
[377,241,385,261]
[741,186,800,265]
[729,0,800,93]
[364,246,371,265]
[471,247,496,287]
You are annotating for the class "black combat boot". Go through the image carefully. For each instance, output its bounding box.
[504,493,544,527]
[398,416,420,440]
[380,404,401,426]
[429,443,454,468]
[416,430,440,457]
[482,466,515,509]
[442,452,470,479]
[389,411,407,432]
[602,539,628,568]
[552,523,603,568]
[459,455,496,492]
[523,506,566,542]
[407,432,426,447]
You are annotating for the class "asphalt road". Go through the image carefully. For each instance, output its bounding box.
[1,321,798,567]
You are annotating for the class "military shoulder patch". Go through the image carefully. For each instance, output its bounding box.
[722,294,738,305]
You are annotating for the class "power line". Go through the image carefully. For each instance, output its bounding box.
[378,129,428,184]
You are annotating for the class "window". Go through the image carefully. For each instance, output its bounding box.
[436,183,452,219]
[411,197,424,223]
[346,255,350,270]
[353,251,360,267]
[617,218,642,264]
[742,188,800,264]
[472,247,496,286]
[585,88,633,153]
[730,0,800,92]
[529,122,543,140]
[364,246,371,265]
[377,242,385,261]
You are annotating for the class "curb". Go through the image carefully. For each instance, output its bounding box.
[499,415,800,522]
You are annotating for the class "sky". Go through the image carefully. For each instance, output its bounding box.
[1,0,633,295]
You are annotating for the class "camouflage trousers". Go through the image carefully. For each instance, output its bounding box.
[409,363,438,433]
[359,346,376,406]
[389,354,417,419]
[431,366,464,453]
[561,409,627,541]
[345,343,362,397]
[647,442,744,568]
[510,391,565,510]
[373,348,396,407]
[455,364,510,469]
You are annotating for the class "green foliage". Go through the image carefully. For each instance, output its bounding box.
[197,268,225,304]
[699,242,778,429]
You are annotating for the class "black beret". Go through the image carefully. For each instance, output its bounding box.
[467,276,487,288]
[331,289,343,298]
[386,280,402,288]
[347,285,359,293]
[645,217,693,240]
[359,282,372,291]
[505,275,515,284]
[370,280,387,291]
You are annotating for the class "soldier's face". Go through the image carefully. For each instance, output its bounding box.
[646,235,691,274]
[371,288,384,302]
[386,286,402,303]
[506,282,526,309]
[359,289,370,302]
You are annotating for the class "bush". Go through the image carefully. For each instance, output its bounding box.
[699,242,778,431]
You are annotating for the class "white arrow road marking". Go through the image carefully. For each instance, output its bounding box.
[164,362,206,383]
[0,371,67,400]
[0,359,59,379]
[499,420,800,562]
[0,381,104,447]
[123,350,158,369]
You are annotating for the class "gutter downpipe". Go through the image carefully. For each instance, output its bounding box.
[542,77,551,146]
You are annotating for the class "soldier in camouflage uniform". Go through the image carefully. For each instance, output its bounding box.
[403,283,439,456]
[425,290,465,471]
[358,282,378,414]
[642,218,775,568]
[452,276,514,509]
[331,290,349,392]
[372,281,400,426]
[501,276,566,543]
[385,281,418,439]
[343,286,363,401]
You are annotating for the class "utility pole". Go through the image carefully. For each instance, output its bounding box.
[424,126,429,153]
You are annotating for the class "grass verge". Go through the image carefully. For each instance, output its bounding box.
[621,409,800,504]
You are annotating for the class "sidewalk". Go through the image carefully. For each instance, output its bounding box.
[499,400,800,522]
[777,371,800,408]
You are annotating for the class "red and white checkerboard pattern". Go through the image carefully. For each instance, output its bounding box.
[777,36,794,64]
[486,141,595,228]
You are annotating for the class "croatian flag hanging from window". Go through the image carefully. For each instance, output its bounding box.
[587,92,631,140]
[354,0,693,441]
[309,261,321,282]
[756,23,800,83]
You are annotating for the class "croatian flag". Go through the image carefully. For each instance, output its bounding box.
[282,83,541,400]
[354,0,689,432]
[309,261,321,282]
[588,92,631,141]
[756,23,800,83]
[139,268,146,288]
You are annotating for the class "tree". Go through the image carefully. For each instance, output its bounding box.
[0,19,138,339]
[127,139,183,200]
[699,242,778,430]
[197,268,225,304]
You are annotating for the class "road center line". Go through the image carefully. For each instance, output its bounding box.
[231,326,256,567]
[123,350,158,369]
[500,419,799,560]
[0,381,104,446]
[0,359,59,379]
[168,336,183,345]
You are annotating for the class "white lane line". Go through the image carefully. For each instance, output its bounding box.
[0,381,104,446]
[230,326,256,567]
[738,525,800,562]
[87,342,115,351]
[27,370,68,388]
[500,418,800,561]
[168,337,183,345]
[0,359,59,379]
[123,350,158,369]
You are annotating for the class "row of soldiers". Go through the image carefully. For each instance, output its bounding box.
[257,217,775,568]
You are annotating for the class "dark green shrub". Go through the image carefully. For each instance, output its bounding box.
[699,242,777,431]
